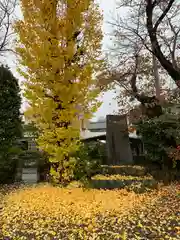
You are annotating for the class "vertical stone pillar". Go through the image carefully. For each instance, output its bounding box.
[106,114,133,165]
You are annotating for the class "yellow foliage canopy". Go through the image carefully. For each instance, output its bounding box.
[14,0,104,183]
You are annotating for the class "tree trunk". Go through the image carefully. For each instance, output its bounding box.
[146,0,180,87]
[152,53,161,100]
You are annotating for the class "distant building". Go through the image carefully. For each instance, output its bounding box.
[80,116,140,140]
[86,119,106,132]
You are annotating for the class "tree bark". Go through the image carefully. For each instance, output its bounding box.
[146,0,180,87]
[152,53,161,100]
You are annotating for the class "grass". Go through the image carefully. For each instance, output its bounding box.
[0,183,179,239]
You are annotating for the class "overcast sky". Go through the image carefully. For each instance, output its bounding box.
[4,0,119,121]
[92,0,119,120]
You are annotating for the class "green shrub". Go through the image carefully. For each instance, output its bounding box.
[0,157,17,183]
[81,141,106,161]
[136,114,180,169]
[73,142,103,182]
[0,146,22,183]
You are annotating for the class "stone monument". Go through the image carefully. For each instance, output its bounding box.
[106,114,133,165]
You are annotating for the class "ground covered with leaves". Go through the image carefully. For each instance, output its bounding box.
[0,183,179,239]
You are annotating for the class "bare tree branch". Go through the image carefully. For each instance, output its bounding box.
[103,0,180,116]
[0,0,17,56]
[153,0,175,31]
[167,17,180,69]
[146,0,180,85]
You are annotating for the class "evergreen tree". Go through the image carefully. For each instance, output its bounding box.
[0,65,22,183]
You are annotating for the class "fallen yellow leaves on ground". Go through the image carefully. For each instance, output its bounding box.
[0,183,179,239]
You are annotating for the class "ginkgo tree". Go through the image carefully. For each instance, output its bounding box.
[14,0,104,184]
